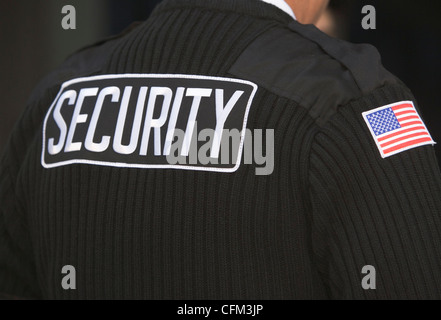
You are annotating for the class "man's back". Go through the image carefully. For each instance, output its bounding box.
[1,0,441,299]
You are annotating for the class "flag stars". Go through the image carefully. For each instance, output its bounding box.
[366,108,401,136]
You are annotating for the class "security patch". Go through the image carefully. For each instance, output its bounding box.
[42,74,258,172]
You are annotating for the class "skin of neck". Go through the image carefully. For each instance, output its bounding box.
[284,0,330,24]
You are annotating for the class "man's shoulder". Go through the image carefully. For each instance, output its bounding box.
[229,21,401,125]
[27,22,142,106]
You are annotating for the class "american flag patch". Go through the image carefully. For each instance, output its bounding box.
[362,101,435,158]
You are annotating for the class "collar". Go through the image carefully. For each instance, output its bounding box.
[260,0,296,20]
[152,0,295,25]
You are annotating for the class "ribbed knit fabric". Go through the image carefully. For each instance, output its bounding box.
[309,85,441,299]
[1,0,441,300]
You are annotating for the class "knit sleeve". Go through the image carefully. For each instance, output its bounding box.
[0,101,43,299]
[0,154,40,298]
[308,84,441,299]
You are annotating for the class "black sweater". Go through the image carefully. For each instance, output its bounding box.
[1,0,441,299]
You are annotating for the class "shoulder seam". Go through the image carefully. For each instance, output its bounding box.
[287,21,399,95]
[287,21,363,93]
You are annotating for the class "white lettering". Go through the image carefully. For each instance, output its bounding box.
[48,90,77,155]
[64,88,98,153]
[113,86,147,155]
[211,89,244,158]
[181,88,212,156]
[139,87,173,156]
[85,86,119,152]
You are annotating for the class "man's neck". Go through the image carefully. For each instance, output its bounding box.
[260,0,296,20]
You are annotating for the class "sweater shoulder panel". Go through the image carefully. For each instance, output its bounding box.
[229,21,400,125]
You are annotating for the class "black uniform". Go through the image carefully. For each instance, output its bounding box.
[1,0,441,299]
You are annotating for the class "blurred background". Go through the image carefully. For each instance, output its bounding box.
[1,0,440,162]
